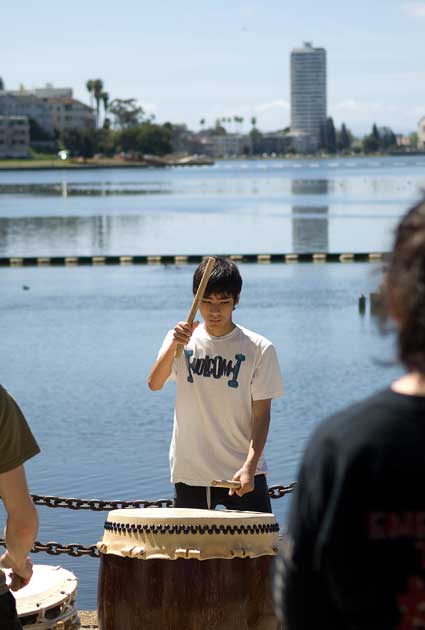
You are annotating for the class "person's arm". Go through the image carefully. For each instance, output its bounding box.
[147,321,198,391]
[230,398,271,497]
[0,465,38,590]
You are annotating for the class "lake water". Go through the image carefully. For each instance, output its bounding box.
[0,156,424,256]
[0,156,421,609]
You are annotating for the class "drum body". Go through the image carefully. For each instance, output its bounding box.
[97,508,280,630]
[4,564,80,629]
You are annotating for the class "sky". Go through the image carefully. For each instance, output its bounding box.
[1,0,424,135]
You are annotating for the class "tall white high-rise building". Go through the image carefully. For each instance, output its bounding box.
[290,42,327,152]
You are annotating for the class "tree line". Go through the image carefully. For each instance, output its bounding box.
[22,72,412,157]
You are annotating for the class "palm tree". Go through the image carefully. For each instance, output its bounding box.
[251,116,257,129]
[199,118,206,131]
[101,92,109,129]
[86,80,94,108]
[93,79,104,128]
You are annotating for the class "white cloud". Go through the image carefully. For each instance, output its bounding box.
[140,102,157,114]
[333,99,424,133]
[402,2,425,17]
[255,100,290,113]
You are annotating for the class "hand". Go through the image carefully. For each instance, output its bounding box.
[172,321,199,347]
[229,466,255,497]
[0,552,33,591]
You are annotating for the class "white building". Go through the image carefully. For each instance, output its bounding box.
[290,42,327,152]
[42,97,95,133]
[0,93,54,136]
[418,116,425,150]
[0,116,30,158]
[34,84,73,99]
[200,133,252,157]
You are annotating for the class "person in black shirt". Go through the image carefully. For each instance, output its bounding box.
[276,198,425,630]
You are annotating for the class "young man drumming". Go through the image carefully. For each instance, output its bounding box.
[148,257,283,512]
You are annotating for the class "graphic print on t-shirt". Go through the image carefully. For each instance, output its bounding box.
[184,349,246,388]
[369,510,425,629]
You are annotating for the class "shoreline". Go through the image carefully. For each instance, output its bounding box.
[0,152,423,172]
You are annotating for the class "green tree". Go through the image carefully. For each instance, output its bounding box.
[0,77,4,91]
[372,123,380,143]
[338,123,351,151]
[410,132,418,149]
[363,134,379,153]
[86,80,94,109]
[109,98,145,129]
[136,123,172,155]
[326,117,337,153]
[63,128,96,158]
[118,126,140,152]
[101,92,110,129]
[380,126,397,150]
[213,119,226,135]
[251,116,257,129]
[319,121,327,150]
[28,117,54,141]
[95,128,117,156]
[199,118,206,130]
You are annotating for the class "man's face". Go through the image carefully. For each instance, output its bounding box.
[199,292,239,335]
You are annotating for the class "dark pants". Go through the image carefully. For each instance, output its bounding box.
[0,591,22,630]
[174,474,272,513]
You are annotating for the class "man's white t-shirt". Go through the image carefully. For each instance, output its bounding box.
[158,323,283,486]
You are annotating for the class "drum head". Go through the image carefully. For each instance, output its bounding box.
[2,564,78,617]
[98,507,279,561]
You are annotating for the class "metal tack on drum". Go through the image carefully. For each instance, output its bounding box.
[3,564,80,629]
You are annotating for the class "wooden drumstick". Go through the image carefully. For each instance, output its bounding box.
[211,479,241,489]
[175,256,216,358]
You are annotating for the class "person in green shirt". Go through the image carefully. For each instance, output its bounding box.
[0,385,39,630]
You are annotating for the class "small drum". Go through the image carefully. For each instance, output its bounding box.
[97,508,281,630]
[3,565,80,629]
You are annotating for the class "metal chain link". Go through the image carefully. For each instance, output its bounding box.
[30,495,174,510]
[268,482,297,499]
[30,485,295,511]
[0,539,100,558]
[0,485,296,560]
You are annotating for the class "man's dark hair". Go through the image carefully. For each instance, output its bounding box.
[193,256,242,300]
[386,197,425,374]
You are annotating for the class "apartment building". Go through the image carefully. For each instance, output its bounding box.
[290,42,327,152]
[0,116,30,158]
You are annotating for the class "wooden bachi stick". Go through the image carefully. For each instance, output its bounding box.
[211,479,241,489]
[174,256,216,358]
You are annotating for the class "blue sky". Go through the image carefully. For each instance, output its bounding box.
[2,0,424,134]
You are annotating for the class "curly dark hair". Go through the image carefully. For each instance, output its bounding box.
[192,256,242,301]
[387,198,425,374]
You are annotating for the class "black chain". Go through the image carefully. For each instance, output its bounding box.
[30,495,174,510]
[268,483,297,499]
[0,539,100,558]
[0,485,296,560]
[30,485,295,511]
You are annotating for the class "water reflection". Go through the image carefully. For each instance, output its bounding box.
[291,206,329,252]
[0,160,422,256]
[0,182,171,196]
[291,179,329,195]
[291,180,329,252]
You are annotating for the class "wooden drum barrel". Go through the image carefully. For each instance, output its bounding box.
[97,507,281,630]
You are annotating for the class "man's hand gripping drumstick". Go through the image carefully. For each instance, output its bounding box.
[147,257,216,392]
